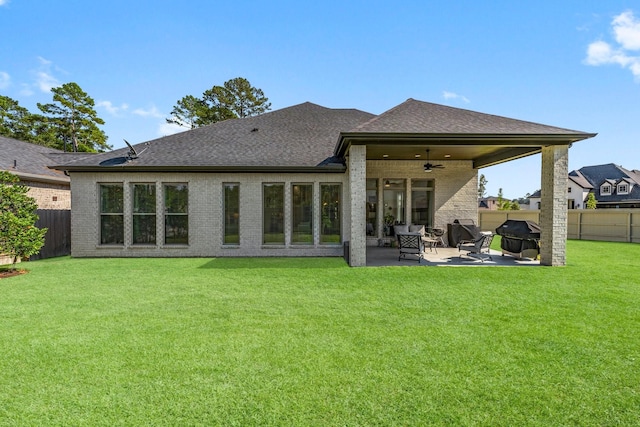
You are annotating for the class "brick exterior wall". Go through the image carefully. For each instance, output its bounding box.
[540,145,569,266]
[21,180,71,210]
[70,171,348,258]
[69,160,478,261]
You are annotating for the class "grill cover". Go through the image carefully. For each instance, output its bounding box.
[447,219,480,246]
[495,220,541,239]
[495,220,541,254]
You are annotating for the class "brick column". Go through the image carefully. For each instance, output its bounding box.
[540,145,569,266]
[348,145,367,266]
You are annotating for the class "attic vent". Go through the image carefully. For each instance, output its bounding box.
[251,128,259,132]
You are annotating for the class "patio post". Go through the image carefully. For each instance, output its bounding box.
[539,144,569,266]
[348,145,367,266]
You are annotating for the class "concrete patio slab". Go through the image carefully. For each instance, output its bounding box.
[366,246,541,267]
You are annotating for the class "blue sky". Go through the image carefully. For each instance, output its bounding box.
[1,0,639,199]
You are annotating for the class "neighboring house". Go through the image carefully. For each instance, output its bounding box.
[1,135,71,209]
[51,98,596,266]
[0,136,74,264]
[528,163,640,210]
[479,196,500,210]
[576,164,640,209]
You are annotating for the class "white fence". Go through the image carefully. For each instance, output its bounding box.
[479,209,640,243]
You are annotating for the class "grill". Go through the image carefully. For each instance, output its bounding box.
[495,220,541,258]
[447,219,480,246]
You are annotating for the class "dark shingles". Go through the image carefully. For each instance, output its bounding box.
[59,102,375,169]
[353,98,590,135]
[578,163,640,202]
[0,136,69,180]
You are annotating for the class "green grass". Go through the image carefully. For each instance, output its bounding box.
[1,240,639,426]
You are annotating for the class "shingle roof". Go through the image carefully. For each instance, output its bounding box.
[0,135,69,182]
[578,163,640,203]
[568,170,593,189]
[352,98,588,135]
[58,102,375,171]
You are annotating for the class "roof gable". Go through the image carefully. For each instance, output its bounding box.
[352,98,586,135]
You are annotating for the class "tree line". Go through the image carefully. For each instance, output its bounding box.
[0,77,270,152]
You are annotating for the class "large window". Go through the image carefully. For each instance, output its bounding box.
[99,184,124,244]
[411,179,434,228]
[223,183,240,245]
[132,183,156,245]
[164,183,188,245]
[366,179,377,236]
[292,183,313,245]
[263,183,284,244]
[320,184,341,244]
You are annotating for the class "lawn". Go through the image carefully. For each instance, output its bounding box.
[1,240,639,426]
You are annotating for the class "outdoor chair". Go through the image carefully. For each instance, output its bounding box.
[397,232,425,263]
[457,231,494,262]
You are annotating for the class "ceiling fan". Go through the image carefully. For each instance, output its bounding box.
[424,149,444,172]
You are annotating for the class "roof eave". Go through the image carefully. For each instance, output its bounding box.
[334,132,598,157]
[52,165,347,174]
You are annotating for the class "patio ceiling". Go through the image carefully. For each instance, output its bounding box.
[339,134,594,169]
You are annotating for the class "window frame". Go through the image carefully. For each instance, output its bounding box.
[163,183,189,246]
[320,183,342,245]
[99,183,124,245]
[132,183,157,245]
[262,183,285,245]
[223,183,240,246]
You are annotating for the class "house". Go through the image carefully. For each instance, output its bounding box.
[51,99,596,266]
[528,163,640,210]
[1,136,74,264]
[479,196,500,210]
[1,135,71,209]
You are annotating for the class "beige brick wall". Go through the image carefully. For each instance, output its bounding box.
[366,159,477,227]
[69,161,477,259]
[21,180,71,210]
[70,171,349,258]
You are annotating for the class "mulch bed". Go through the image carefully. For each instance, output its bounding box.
[0,269,28,279]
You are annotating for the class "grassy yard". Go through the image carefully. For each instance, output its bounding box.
[1,240,639,426]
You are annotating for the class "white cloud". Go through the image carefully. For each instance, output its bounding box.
[133,105,164,119]
[442,91,470,103]
[97,100,129,116]
[158,122,187,137]
[585,10,640,79]
[29,56,61,93]
[0,0,9,6]
[0,71,9,89]
[613,11,640,50]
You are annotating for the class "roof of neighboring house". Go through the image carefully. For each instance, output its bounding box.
[55,102,375,172]
[577,163,640,204]
[0,135,70,184]
[529,190,541,198]
[350,98,588,135]
[568,170,593,189]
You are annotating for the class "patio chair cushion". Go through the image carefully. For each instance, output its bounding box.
[409,224,425,236]
[393,224,409,235]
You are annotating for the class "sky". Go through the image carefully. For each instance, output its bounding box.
[1,0,639,199]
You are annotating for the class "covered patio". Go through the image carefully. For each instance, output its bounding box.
[338,99,596,267]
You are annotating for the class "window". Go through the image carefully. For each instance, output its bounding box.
[383,179,405,234]
[263,183,284,244]
[320,184,341,244]
[618,183,629,194]
[601,184,611,195]
[292,184,313,244]
[164,183,188,245]
[99,184,123,244]
[223,183,240,245]
[366,179,377,236]
[132,184,156,245]
[411,179,434,228]
[568,187,572,193]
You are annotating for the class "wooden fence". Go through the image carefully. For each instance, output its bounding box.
[479,209,640,243]
[31,209,71,260]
